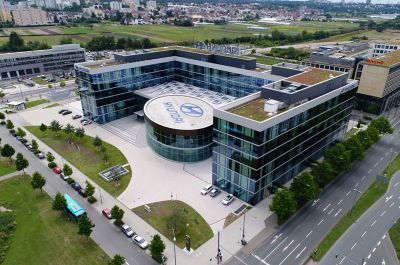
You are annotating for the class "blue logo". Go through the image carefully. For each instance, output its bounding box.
[180,103,204,117]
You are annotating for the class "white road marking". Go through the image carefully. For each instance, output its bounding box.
[252,254,269,265]
[346,191,351,196]
[385,152,389,156]
[354,182,359,188]
[334,208,342,217]
[351,242,357,251]
[271,233,282,244]
[381,211,386,216]
[394,182,399,187]
[378,241,381,246]
[390,202,395,208]
[373,247,377,253]
[371,220,377,227]
[361,231,367,238]
[380,157,384,161]
[382,258,386,265]
[312,199,320,206]
[323,203,331,212]
[338,199,343,205]
[306,231,313,238]
[264,237,288,260]
[278,243,300,265]
[367,254,371,259]
[385,195,393,202]
[368,169,373,173]
[382,234,386,239]
[361,176,366,180]
[374,162,379,167]
[328,208,334,215]
[318,219,324,226]
[339,257,345,264]
[283,240,294,252]
[295,247,307,260]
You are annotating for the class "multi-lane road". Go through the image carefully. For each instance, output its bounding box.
[226,115,400,265]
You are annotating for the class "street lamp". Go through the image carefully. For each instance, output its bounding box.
[172,229,177,265]
[350,188,362,216]
[241,212,247,246]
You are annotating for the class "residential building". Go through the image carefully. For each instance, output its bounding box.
[11,8,48,26]
[110,1,122,11]
[0,44,85,80]
[0,0,12,22]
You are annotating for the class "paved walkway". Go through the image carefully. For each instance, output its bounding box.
[0,171,22,182]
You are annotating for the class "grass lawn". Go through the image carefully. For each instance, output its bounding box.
[32,76,50,85]
[25,99,50,109]
[389,219,400,259]
[0,159,16,177]
[43,103,60,109]
[250,56,283,65]
[313,153,400,261]
[0,175,109,265]
[345,127,359,139]
[25,126,131,197]
[133,200,213,249]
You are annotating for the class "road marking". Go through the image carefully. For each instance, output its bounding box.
[378,241,381,246]
[385,152,389,156]
[323,203,331,212]
[382,234,386,239]
[380,157,384,161]
[382,258,386,265]
[361,176,366,180]
[390,202,395,208]
[394,182,399,187]
[328,209,334,215]
[373,247,376,253]
[339,256,345,264]
[346,191,351,196]
[283,240,294,252]
[354,182,359,188]
[374,162,379,167]
[306,231,313,238]
[312,199,320,206]
[361,231,367,238]
[371,220,377,227]
[271,233,282,244]
[295,247,307,260]
[367,254,371,259]
[381,211,386,216]
[334,208,342,217]
[338,199,343,205]
[351,242,357,251]
[368,169,373,173]
[252,254,268,265]
[264,237,288,260]
[278,243,300,265]
[385,195,393,202]
[318,219,324,226]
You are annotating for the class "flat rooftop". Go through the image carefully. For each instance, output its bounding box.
[228,98,286,122]
[286,68,341,85]
[85,60,121,69]
[365,50,400,67]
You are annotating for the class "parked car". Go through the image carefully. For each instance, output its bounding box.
[60,173,69,181]
[71,182,81,191]
[82,120,92,126]
[35,152,45,159]
[102,208,112,219]
[27,144,34,152]
[16,136,23,141]
[209,188,221,198]
[52,167,62,174]
[10,131,17,137]
[121,224,135,237]
[62,110,72,115]
[200,184,213,195]
[80,118,87,123]
[72,114,82,120]
[222,194,235,205]
[77,188,86,197]
[132,235,149,249]
[58,109,68,114]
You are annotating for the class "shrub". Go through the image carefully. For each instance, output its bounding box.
[48,161,57,168]
[87,196,97,204]
[0,121,5,125]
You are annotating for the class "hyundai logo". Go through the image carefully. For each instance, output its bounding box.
[180,103,204,117]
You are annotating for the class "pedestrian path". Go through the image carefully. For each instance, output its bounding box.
[0,171,22,182]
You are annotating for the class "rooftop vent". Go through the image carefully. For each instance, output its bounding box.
[264,99,280,116]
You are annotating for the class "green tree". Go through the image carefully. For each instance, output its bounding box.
[63,163,73,177]
[109,255,125,265]
[0,92,5,103]
[6,120,14,130]
[93,135,103,151]
[75,127,85,142]
[311,160,336,188]
[356,130,373,150]
[78,215,95,237]
[39,123,47,135]
[49,120,62,136]
[31,172,46,192]
[366,126,380,143]
[370,117,393,134]
[269,188,297,224]
[289,172,320,207]
[150,234,166,263]
[63,123,75,140]
[8,32,24,51]
[15,152,29,174]
[0,112,5,121]
[31,139,39,153]
[343,136,364,161]
[46,151,55,162]
[111,205,124,226]
[103,151,110,164]
[16,127,26,138]
[84,181,95,197]
[1,144,15,162]
[53,192,67,211]
[324,143,351,172]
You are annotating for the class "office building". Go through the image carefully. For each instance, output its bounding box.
[110,1,122,10]
[369,42,400,57]
[0,44,85,80]
[11,8,49,26]
[0,0,12,22]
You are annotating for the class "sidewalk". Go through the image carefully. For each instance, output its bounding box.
[0,171,22,182]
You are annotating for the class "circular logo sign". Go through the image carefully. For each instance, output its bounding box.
[180,103,204,117]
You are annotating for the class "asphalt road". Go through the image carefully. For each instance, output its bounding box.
[225,115,400,265]
[4,84,77,102]
[368,235,400,265]
[320,171,400,265]
[0,126,157,265]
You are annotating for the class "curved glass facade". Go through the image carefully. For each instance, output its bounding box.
[145,122,213,162]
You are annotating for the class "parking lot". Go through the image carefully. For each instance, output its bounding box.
[16,101,248,232]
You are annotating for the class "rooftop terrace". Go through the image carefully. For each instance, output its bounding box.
[286,68,341,85]
[228,98,286,122]
[85,60,121,69]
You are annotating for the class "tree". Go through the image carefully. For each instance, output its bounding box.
[103,151,110,164]
[366,126,380,143]
[8,32,24,51]
[343,136,364,161]
[39,123,47,135]
[31,139,39,153]
[75,127,85,142]
[31,172,46,192]
[53,192,67,211]
[113,167,122,186]
[46,151,55,162]
[311,160,336,188]
[16,127,26,138]
[60,81,66,87]
[1,144,15,162]
[150,234,165,263]
[0,112,5,121]
[109,255,125,265]
[6,120,14,130]
[370,117,393,134]
[78,215,95,237]
[289,172,320,207]
[324,143,351,172]
[84,181,95,197]
[0,92,5,103]
[93,135,103,151]
[63,163,73,177]
[15,153,29,174]
[49,120,62,136]
[269,188,297,224]
[111,205,124,226]
[63,123,75,140]
[356,130,372,150]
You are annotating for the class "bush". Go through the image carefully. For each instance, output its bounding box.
[0,121,5,125]
[67,178,75,185]
[87,196,97,204]
[48,161,57,168]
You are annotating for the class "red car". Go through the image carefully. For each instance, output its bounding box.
[102,208,112,219]
[52,167,62,174]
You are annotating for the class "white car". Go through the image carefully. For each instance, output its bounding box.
[82,120,92,126]
[200,184,213,195]
[222,194,235,205]
[121,224,135,237]
[132,235,149,249]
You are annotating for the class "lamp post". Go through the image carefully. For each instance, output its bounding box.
[350,188,362,216]
[173,229,177,265]
[241,213,247,246]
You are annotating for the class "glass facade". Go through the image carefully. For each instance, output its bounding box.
[212,88,357,205]
[76,61,273,124]
[145,122,213,162]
